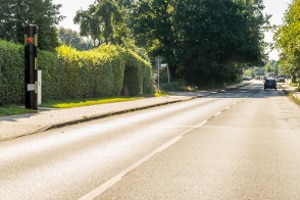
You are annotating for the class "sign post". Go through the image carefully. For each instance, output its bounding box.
[24,24,38,110]
[160,63,170,84]
[155,56,162,91]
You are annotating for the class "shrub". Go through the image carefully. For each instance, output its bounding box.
[0,40,24,105]
[0,40,153,106]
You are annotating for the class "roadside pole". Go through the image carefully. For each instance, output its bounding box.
[24,24,38,110]
[155,56,162,91]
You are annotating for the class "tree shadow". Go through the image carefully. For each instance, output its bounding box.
[0,112,38,122]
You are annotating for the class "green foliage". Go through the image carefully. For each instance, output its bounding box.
[58,27,93,50]
[54,44,152,99]
[0,40,24,105]
[0,105,36,117]
[264,60,281,75]
[274,0,300,84]
[265,62,274,73]
[122,47,152,94]
[74,0,124,46]
[0,0,64,51]
[72,0,267,86]
[253,66,265,77]
[38,50,64,100]
[130,0,266,86]
[0,40,153,106]
[42,97,140,109]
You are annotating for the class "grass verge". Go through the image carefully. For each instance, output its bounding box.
[41,96,143,108]
[283,88,300,105]
[0,105,37,117]
[287,93,300,105]
[0,92,168,117]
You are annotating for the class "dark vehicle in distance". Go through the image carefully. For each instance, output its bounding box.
[264,78,277,90]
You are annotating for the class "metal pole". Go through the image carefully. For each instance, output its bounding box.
[155,56,162,92]
[157,59,160,91]
[24,24,38,110]
[167,64,170,84]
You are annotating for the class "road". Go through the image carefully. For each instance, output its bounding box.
[1,81,300,199]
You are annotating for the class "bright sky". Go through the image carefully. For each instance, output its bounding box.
[52,0,95,30]
[263,0,292,60]
[53,0,292,60]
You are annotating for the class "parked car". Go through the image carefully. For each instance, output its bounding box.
[277,76,285,83]
[242,77,251,81]
[264,78,277,90]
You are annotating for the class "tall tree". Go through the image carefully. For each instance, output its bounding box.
[58,27,93,51]
[96,0,122,44]
[0,0,64,51]
[74,0,123,46]
[74,5,100,47]
[130,0,267,86]
[274,0,300,83]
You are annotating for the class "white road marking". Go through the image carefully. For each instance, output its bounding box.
[79,120,208,200]
[224,106,231,110]
[195,120,208,128]
[214,111,222,117]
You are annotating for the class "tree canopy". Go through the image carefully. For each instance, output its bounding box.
[274,0,300,83]
[129,0,267,85]
[0,0,64,51]
[0,0,268,86]
[74,0,124,47]
[58,27,93,51]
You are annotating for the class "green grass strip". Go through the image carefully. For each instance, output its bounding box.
[41,97,143,108]
[0,93,168,116]
[0,105,36,117]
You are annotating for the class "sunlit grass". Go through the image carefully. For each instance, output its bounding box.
[47,92,169,108]
[0,92,169,116]
[288,93,300,105]
[41,97,143,108]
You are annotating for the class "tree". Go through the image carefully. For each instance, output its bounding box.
[265,62,274,73]
[274,0,300,84]
[74,0,123,46]
[0,0,64,51]
[130,0,267,86]
[96,0,122,44]
[58,27,93,51]
[74,5,100,47]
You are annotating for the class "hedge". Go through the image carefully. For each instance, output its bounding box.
[0,40,24,105]
[0,40,153,106]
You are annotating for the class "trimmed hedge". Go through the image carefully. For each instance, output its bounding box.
[0,40,24,105]
[0,40,153,106]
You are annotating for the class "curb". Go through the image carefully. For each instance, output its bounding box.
[39,82,292,134]
[1,82,247,141]
[34,96,198,133]
[46,83,250,131]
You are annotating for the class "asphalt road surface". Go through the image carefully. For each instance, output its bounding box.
[1,81,300,200]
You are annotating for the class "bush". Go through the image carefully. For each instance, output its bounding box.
[0,40,24,105]
[0,40,153,106]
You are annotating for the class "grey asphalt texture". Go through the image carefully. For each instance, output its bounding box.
[0,82,298,141]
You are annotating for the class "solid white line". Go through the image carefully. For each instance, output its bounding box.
[79,119,208,200]
[214,111,222,117]
[195,120,208,128]
[224,106,231,110]
[79,136,182,200]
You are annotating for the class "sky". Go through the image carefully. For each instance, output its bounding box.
[52,0,292,60]
[263,0,292,60]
